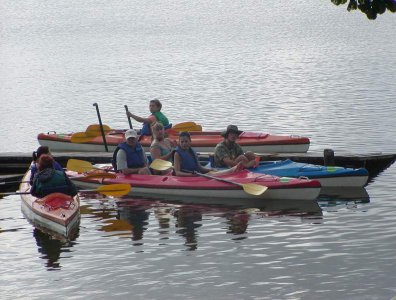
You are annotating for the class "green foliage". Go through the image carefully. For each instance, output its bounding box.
[332,0,396,19]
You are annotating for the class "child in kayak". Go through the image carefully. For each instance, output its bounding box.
[30,146,63,185]
[174,131,243,177]
[127,98,170,136]
[30,154,77,198]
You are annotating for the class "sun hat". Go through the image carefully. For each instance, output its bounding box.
[125,129,137,140]
[221,125,243,137]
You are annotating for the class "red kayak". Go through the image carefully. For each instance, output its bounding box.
[66,168,321,205]
[38,129,310,153]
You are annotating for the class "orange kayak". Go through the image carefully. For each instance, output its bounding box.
[38,130,310,153]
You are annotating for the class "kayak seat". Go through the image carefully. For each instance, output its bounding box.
[39,193,74,210]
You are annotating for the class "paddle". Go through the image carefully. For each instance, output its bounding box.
[70,124,112,143]
[79,183,131,197]
[124,105,133,129]
[171,122,202,132]
[93,103,109,152]
[150,159,173,171]
[150,158,267,196]
[0,173,116,187]
[67,158,170,173]
[66,159,114,173]
[188,170,268,196]
[0,184,131,197]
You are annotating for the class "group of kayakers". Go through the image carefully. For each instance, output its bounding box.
[29,98,257,197]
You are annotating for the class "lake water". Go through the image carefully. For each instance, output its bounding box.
[1,1,395,299]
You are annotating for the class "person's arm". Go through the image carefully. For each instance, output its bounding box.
[116,149,141,175]
[174,152,194,176]
[127,112,155,124]
[150,142,174,162]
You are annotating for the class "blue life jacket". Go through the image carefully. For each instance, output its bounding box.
[176,146,199,172]
[140,122,173,136]
[112,142,145,171]
[140,122,152,136]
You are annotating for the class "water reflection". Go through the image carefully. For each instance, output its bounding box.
[117,204,150,243]
[33,227,79,270]
[115,197,323,250]
[331,0,396,19]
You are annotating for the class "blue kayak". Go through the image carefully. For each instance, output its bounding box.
[203,158,368,188]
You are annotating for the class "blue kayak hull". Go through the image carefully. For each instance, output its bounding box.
[205,159,369,187]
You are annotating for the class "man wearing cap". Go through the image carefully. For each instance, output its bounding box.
[113,129,151,175]
[213,125,257,169]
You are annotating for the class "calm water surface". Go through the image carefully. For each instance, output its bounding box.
[1,1,395,299]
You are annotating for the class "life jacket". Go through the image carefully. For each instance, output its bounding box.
[30,161,63,185]
[140,112,171,136]
[112,142,145,172]
[30,169,77,198]
[153,111,170,127]
[175,146,199,172]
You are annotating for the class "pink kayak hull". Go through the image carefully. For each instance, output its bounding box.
[19,170,80,238]
[67,169,321,202]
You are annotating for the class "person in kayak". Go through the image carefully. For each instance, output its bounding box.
[30,154,77,198]
[213,125,258,169]
[150,122,177,174]
[127,98,171,136]
[174,131,243,177]
[30,146,63,185]
[113,129,151,175]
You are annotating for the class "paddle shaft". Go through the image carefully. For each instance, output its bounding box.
[0,180,28,185]
[124,105,133,129]
[93,103,109,152]
[184,170,243,188]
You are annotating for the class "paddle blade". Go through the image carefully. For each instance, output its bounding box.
[242,183,268,196]
[70,132,96,143]
[67,159,95,173]
[172,122,197,130]
[172,122,202,132]
[85,124,112,136]
[150,159,173,171]
[96,184,131,197]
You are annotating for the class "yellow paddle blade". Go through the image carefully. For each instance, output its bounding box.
[70,132,97,143]
[80,184,130,196]
[150,159,173,171]
[172,122,197,130]
[171,122,202,132]
[85,124,112,137]
[67,159,96,173]
[242,183,268,196]
[95,184,131,197]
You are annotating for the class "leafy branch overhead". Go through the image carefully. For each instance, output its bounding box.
[331,0,396,19]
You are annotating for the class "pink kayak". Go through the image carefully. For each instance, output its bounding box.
[19,169,80,239]
[66,169,321,204]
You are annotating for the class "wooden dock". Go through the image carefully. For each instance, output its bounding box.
[1,151,395,179]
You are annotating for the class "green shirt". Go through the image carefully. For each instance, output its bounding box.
[213,141,244,167]
[153,111,170,127]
